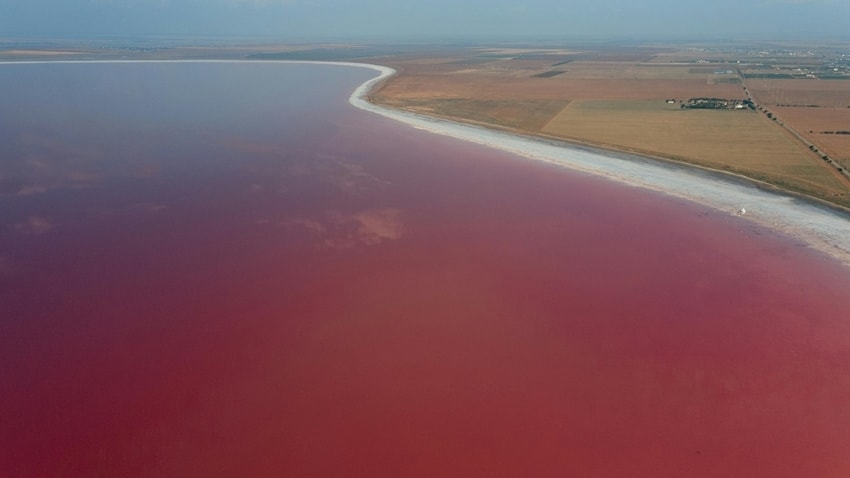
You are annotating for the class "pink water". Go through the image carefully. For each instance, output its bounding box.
[2,63,850,477]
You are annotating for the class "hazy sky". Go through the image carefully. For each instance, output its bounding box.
[1,0,849,41]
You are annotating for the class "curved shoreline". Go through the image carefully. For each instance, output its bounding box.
[346,63,850,267]
[3,59,849,265]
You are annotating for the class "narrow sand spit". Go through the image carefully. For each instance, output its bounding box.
[345,63,850,267]
[3,59,849,265]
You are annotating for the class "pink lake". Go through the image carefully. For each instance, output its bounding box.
[1,62,850,477]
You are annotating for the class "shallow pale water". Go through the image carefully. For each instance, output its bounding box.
[2,62,850,477]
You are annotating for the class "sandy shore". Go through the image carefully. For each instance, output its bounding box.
[3,59,849,265]
[346,63,850,267]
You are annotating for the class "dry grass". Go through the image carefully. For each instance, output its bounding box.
[544,61,715,80]
[384,98,569,131]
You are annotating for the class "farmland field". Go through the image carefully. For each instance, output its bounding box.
[540,100,848,198]
[773,107,850,164]
[747,79,850,108]
[376,75,744,102]
[373,48,850,206]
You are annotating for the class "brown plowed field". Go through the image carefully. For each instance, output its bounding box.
[748,79,850,107]
[773,107,850,162]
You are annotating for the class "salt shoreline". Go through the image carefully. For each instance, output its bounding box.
[345,63,850,267]
[3,59,849,265]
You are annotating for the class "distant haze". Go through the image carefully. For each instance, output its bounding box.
[1,0,849,41]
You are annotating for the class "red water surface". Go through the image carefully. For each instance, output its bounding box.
[3,64,850,477]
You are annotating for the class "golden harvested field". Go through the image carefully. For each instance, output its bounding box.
[373,48,850,206]
[540,100,848,198]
